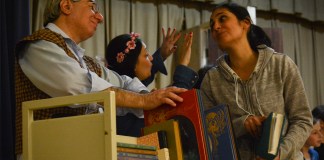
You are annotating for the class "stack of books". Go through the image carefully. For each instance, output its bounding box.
[116,131,169,160]
[117,142,158,160]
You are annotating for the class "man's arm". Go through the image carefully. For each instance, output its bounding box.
[106,86,187,110]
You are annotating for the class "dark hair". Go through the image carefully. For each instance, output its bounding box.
[194,65,214,89]
[212,2,272,53]
[312,105,324,121]
[105,34,143,78]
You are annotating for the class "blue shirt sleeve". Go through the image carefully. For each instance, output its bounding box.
[172,65,198,89]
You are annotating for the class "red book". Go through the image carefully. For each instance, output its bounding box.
[144,89,208,160]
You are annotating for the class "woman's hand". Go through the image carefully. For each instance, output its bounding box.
[178,32,193,66]
[160,28,181,60]
[244,115,266,138]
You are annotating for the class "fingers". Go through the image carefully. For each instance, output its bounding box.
[188,32,193,45]
[164,27,181,42]
[165,86,188,93]
[162,28,166,39]
[169,45,177,54]
[161,91,184,107]
[167,27,172,37]
[245,117,258,137]
[163,87,187,106]
[244,116,264,138]
[184,32,193,47]
[178,32,193,66]
[173,32,181,43]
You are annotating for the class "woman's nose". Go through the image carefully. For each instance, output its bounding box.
[213,22,221,31]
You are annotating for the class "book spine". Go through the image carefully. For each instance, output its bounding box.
[117,147,157,155]
[157,148,170,160]
[158,130,168,148]
[117,142,157,151]
[196,89,212,159]
[117,152,158,160]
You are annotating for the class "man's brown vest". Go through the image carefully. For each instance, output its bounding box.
[15,28,102,154]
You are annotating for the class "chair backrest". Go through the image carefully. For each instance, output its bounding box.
[22,91,116,160]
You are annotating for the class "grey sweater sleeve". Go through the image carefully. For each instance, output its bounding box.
[279,56,312,159]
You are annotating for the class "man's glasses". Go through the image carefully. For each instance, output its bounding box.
[72,0,100,13]
[90,2,99,13]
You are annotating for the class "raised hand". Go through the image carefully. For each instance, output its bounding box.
[177,32,193,66]
[160,28,181,60]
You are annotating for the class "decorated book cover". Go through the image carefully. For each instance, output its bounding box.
[144,89,240,160]
[204,104,240,160]
[144,89,207,159]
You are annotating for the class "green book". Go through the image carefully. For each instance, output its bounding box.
[256,112,285,160]
[117,142,157,151]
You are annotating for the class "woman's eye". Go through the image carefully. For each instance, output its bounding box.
[219,15,226,23]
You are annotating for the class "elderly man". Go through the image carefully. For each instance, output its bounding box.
[15,0,187,159]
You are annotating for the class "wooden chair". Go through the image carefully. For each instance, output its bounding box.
[22,91,117,160]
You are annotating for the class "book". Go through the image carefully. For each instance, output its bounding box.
[137,131,168,149]
[116,135,138,144]
[117,152,158,160]
[256,112,285,160]
[204,103,240,160]
[143,119,183,160]
[157,148,170,160]
[117,147,157,155]
[117,142,157,151]
[144,89,239,160]
[115,134,169,159]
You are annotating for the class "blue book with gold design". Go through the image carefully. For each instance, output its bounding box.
[203,104,240,160]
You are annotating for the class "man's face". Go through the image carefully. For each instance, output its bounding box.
[69,0,103,42]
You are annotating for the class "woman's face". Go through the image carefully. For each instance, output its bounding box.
[305,121,323,147]
[320,119,324,143]
[209,8,249,50]
[134,45,153,81]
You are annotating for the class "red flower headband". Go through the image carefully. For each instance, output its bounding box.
[116,32,140,63]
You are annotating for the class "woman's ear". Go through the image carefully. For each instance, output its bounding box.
[60,0,72,14]
[242,18,251,30]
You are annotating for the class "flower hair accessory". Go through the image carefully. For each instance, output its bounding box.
[116,32,140,63]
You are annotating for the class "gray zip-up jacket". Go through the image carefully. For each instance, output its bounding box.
[200,46,312,160]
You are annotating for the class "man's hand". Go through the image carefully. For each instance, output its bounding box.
[160,28,181,60]
[178,32,193,66]
[244,115,266,138]
[107,86,187,111]
[143,86,187,110]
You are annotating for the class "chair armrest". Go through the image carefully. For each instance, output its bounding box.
[22,91,116,160]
